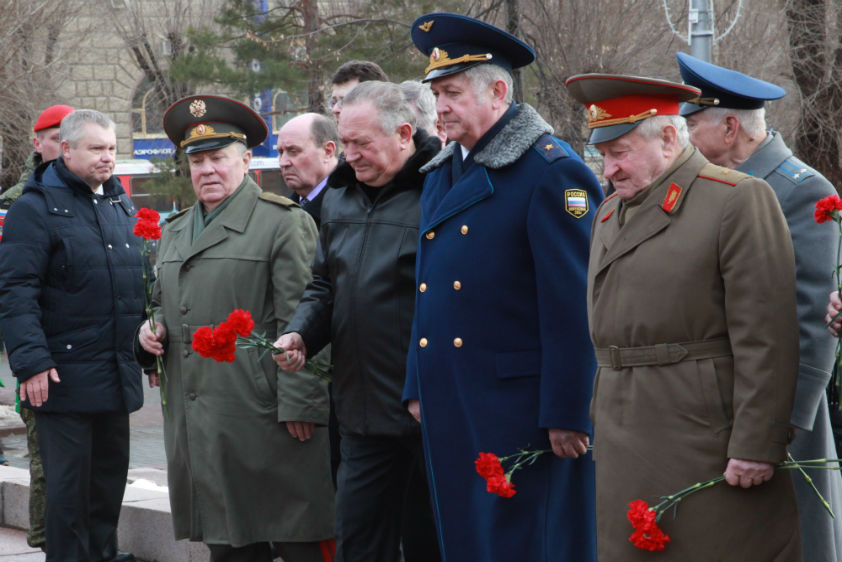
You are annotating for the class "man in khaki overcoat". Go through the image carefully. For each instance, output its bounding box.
[138,95,333,562]
[566,74,802,561]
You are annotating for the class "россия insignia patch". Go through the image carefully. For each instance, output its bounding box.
[564,189,589,218]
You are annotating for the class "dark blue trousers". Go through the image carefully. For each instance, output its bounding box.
[35,411,129,562]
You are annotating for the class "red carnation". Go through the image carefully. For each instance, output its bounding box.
[192,326,217,358]
[136,208,161,222]
[485,474,517,498]
[475,452,505,479]
[815,195,842,224]
[133,208,162,240]
[629,524,671,551]
[225,309,255,337]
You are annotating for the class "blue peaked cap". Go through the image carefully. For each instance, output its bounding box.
[411,13,535,82]
[676,52,786,116]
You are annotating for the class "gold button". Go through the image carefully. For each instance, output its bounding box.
[425,231,435,240]
[453,337,463,348]
[453,281,461,290]
[419,283,427,293]
[419,337,428,348]
[460,225,469,235]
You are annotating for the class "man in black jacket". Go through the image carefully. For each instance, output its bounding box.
[274,81,441,562]
[0,109,143,562]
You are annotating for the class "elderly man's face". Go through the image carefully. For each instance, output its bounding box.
[278,118,333,195]
[430,72,495,150]
[34,127,62,162]
[685,110,728,166]
[596,129,671,200]
[61,123,117,189]
[339,101,410,187]
[187,143,251,212]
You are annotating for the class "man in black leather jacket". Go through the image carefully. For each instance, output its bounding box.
[274,81,441,562]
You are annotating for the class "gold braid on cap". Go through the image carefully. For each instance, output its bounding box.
[425,49,493,74]
[181,124,247,148]
[588,109,659,129]
[685,96,720,107]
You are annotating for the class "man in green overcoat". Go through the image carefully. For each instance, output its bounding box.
[138,95,333,562]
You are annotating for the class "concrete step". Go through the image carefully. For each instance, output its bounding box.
[0,465,209,562]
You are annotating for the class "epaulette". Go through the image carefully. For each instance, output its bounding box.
[696,163,749,186]
[532,134,571,164]
[165,208,190,223]
[775,157,814,184]
[258,192,297,208]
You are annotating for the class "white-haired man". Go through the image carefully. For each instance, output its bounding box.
[677,52,842,562]
[567,72,802,561]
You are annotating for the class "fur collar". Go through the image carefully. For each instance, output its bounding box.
[421,104,553,172]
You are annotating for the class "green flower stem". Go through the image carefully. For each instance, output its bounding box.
[235,334,332,381]
[140,241,167,410]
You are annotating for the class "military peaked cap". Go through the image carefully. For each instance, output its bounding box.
[676,52,786,116]
[565,74,700,144]
[411,12,535,82]
[163,95,268,154]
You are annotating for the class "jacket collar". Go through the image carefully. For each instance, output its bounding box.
[735,130,789,179]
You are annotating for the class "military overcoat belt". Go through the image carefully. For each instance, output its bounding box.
[595,338,731,369]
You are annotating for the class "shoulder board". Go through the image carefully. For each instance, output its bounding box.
[165,208,190,223]
[604,191,619,202]
[532,134,571,164]
[775,157,815,184]
[696,163,749,186]
[258,192,298,208]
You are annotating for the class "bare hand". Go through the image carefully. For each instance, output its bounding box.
[724,458,774,488]
[826,291,842,337]
[20,368,60,407]
[139,321,167,355]
[285,421,314,442]
[146,372,160,388]
[408,399,421,422]
[272,332,307,371]
[548,428,589,458]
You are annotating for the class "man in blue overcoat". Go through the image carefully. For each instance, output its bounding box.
[402,13,603,562]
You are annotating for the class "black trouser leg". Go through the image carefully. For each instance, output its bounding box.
[207,542,272,562]
[88,412,129,561]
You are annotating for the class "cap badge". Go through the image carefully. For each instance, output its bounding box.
[564,189,589,219]
[189,99,207,118]
[431,47,442,62]
[419,20,434,32]
[196,124,207,135]
[588,104,612,123]
[425,49,494,75]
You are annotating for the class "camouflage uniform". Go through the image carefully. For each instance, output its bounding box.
[2,150,47,550]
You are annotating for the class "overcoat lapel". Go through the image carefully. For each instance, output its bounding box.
[424,163,494,231]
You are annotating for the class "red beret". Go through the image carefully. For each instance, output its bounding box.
[33,105,75,132]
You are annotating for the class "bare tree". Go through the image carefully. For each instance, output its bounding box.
[0,1,81,188]
[785,0,842,190]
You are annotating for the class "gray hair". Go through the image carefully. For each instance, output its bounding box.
[698,106,767,138]
[342,80,416,135]
[400,81,437,136]
[60,109,116,147]
[636,115,690,148]
[463,64,514,105]
[309,113,339,147]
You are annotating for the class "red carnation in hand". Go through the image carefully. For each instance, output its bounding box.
[486,474,517,498]
[475,452,505,479]
[815,195,842,224]
[225,309,255,337]
[627,499,670,551]
[133,208,162,240]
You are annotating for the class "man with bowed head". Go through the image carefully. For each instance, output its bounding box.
[137,95,333,562]
[677,52,842,562]
[274,81,442,562]
[0,109,143,562]
[566,73,802,561]
[404,12,603,562]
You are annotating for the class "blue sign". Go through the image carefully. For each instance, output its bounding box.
[133,138,176,160]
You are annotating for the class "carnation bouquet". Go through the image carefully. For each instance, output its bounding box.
[133,208,166,405]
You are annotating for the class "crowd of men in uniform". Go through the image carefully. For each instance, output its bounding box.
[1,9,841,562]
